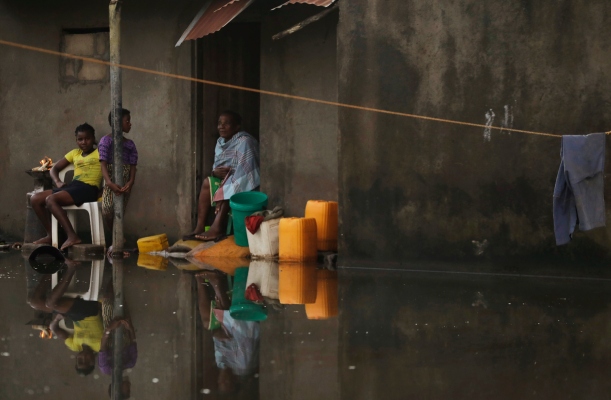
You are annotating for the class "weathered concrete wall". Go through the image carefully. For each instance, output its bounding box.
[260,6,338,217]
[337,1,611,262]
[0,0,198,243]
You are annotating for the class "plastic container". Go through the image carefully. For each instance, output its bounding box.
[137,234,169,253]
[137,254,168,271]
[278,263,317,304]
[279,218,318,262]
[229,192,268,247]
[246,260,279,299]
[230,267,268,321]
[247,218,280,258]
[304,200,338,252]
[305,270,338,319]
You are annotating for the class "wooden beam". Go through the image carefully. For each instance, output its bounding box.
[272,3,338,41]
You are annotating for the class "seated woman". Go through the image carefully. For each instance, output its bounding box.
[31,123,102,250]
[184,110,260,241]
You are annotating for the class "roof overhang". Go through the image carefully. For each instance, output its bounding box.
[176,0,255,46]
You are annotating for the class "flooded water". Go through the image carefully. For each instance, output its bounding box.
[1,249,611,399]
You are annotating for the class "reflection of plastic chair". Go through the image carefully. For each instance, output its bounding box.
[51,164,105,248]
[51,259,105,301]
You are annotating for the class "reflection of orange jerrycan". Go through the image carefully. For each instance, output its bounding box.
[137,254,168,271]
[306,270,338,319]
[304,200,338,252]
[279,218,318,262]
[278,263,317,304]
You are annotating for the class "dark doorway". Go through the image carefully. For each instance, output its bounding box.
[194,22,261,203]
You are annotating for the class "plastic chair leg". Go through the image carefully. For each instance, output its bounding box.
[86,204,99,245]
[51,216,59,248]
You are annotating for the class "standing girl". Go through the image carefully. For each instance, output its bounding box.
[98,108,138,237]
[31,123,102,250]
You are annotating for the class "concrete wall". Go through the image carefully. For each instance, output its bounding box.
[260,6,339,217]
[337,1,611,262]
[0,0,198,244]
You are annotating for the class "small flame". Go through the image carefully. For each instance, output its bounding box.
[32,156,53,171]
[34,326,53,339]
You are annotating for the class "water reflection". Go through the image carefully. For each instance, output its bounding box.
[195,270,260,397]
[100,316,136,397]
[11,245,611,399]
[27,257,104,376]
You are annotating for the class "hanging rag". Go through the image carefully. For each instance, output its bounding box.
[251,206,284,221]
[553,132,606,245]
[245,215,265,234]
[246,206,284,234]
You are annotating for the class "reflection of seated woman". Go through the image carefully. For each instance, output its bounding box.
[195,270,260,395]
[184,111,260,241]
[28,259,103,376]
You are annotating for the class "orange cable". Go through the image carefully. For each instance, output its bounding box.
[1,38,600,139]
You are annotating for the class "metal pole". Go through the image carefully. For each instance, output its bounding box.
[109,2,124,399]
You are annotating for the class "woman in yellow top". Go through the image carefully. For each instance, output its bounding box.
[31,123,103,250]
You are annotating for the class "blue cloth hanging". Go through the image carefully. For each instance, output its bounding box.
[553,132,606,245]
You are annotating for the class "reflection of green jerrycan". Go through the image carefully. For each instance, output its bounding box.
[230,267,267,321]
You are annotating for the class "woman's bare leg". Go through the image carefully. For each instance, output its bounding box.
[187,179,212,237]
[195,201,229,241]
[44,191,81,250]
[31,190,54,244]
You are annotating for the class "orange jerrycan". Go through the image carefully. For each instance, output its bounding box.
[137,234,169,253]
[305,269,338,319]
[279,217,318,262]
[304,200,338,252]
[278,263,317,304]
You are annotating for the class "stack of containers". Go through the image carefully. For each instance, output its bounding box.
[277,201,339,307]
[305,270,338,319]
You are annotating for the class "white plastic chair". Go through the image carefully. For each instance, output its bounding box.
[51,164,105,248]
[52,259,105,301]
